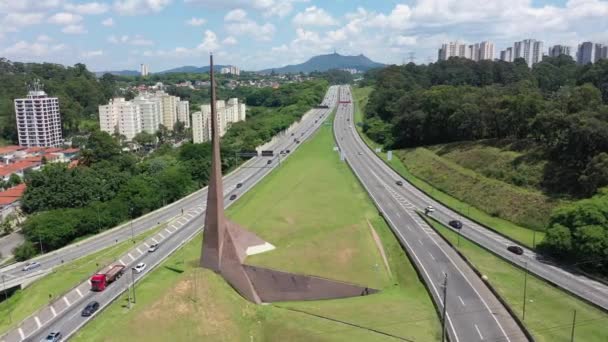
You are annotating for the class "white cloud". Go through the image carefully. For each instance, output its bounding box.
[37,35,53,42]
[186,17,206,26]
[390,35,417,46]
[62,24,87,34]
[48,12,83,25]
[1,40,65,58]
[81,50,104,57]
[64,2,109,15]
[222,36,238,45]
[113,0,172,15]
[292,6,337,27]
[102,17,114,26]
[185,0,302,18]
[1,13,45,30]
[197,29,219,52]
[108,34,154,45]
[224,9,247,22]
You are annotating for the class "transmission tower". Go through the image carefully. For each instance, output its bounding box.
[408,52,416,64]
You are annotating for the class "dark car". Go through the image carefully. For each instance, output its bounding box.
[267,160,272,165]
[44,331,62,341]
[507,245,524,255]
[396,180,403,186]
[295,140,300,144]
[81,301,100,317]
[285,149,290,153]
[229,194,237,200]
[236,182,243,189]
[449,220,463,229]
[291,133,294,136]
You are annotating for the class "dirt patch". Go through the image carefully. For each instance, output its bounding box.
[367,219,392,278]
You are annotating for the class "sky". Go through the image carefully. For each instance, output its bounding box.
[1,0,608,72]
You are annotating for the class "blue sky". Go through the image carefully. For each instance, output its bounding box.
[1,0,607,72]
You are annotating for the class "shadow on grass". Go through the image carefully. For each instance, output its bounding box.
[164,266,184,274]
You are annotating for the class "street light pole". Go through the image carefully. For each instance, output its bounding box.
[131,268,136,303]
[441,273,448,342]
[522,262,528,321]
[570,309,577,342]
[129,207,135,243]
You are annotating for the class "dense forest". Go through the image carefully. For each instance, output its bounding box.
[13,79,327,260]
[0,58,120,143]
[363,56,608,275]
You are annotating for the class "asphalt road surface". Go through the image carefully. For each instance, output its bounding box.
[1,86,340,342]
[334,85,527,342]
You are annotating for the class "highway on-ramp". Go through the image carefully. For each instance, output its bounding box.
[1,86,339,342]
[335,86,528,342]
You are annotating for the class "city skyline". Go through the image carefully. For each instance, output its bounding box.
[1,1,608,71]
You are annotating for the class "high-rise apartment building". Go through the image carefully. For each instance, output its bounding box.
[499,47,513,62]
[99,98,142,140]
[577,42,595,64]
[548,45,571,58]
[438,41,466,61]
[595,44,605,63]
[192,98,246,144]
[438,41,494,61]
[140,64,149,77]
[177,100,190,128]
[513,39,544,67]
[220,65,240,75]
[158,92,178,129]
[14,82,63,147]
[132,96,161,134]
[478,41,495,61]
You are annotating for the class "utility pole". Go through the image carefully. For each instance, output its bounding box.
[532,231,536,249]
[127,276,132,309]
[130,207,135,243]
[38,235,44,254]
[457,228,462,247]
[2,274,12,323]
[570,309,577,342]
[131,268,136,303]
[522,262,528,321]
[441,273,448,342]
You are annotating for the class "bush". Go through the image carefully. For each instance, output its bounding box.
[13,241,38,261]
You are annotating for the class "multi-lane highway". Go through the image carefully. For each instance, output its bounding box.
[336,88,608,312]
[335,86,527,342]
[1,86,339,342]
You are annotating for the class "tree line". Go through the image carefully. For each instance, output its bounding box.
[13,80,328,260]
[362,56,608,275]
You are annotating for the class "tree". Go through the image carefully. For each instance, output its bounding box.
[579,153,608,196]
[133,131,156,146]
[7,173,21,187]
[13,241,38,261]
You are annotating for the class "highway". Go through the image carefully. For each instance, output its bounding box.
[1,86,339,342]
[334,86,528,342]
[337,91,608,311]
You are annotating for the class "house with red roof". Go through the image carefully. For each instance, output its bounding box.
[0,183,25,220]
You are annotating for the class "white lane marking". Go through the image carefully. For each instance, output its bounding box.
[187,213,195,218]
[418,239,424,246]
[34,316,41,328]
[118,259,125,266]
[158,232,165,239]
[428,253,435,261]
[63,296,71,307]
[143,242,150,248]
[458,296,466,307]
[18,328,25,340]
[406,225,412,231]
[137,247,143,254]
[50,306,57,317]
[474,324,484,340]
[151,238,158,244]
[165,228,172,234]
[76,288,83,297]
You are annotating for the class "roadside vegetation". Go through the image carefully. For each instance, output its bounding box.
[424,216,608,342]
[72,114,440,341]
[0,224,163,335]
[358,56,608,276]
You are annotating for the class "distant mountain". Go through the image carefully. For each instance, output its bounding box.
[156,65,230,74]
[259,52,385,74]
[94,70,139,77]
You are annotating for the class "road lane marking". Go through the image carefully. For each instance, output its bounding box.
[474,324,484,340]
[18,328,24,340]
[50,306,57,317]
[76,288,83,297]
[428,252,435,261]
[418,239,424,246]
[119,259,125,266]
[137,247,143,254]
[63,296,71,307]
[144,242,150,248]
[128,253,135,261]
[34,316,41,328]
[458,296,466,307]
[165,228,172,234]
[158,232,165,239]
[151,238,158,244]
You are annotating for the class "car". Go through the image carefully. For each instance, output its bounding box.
[424,206,435,214]
[43,332,62,342]
[507,245,524,255]
[81,301,100,317]
[285,149,290,153]
[396,180,403,186]
[291,133,294,136]
[236,182,243,189]
[295,140,300,144]
[133,262,147,273]
[267,160,272,165]
[357,151,362,155]
[229,194,237,200]
[148,243,159,253]
[22,261,41,272]
[449,220,463,229]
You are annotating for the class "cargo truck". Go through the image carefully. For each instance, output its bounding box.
[90,265,125,291]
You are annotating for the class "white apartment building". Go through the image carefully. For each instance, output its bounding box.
[158,92,178,129]
[548,45,571,58]
[14,84,63,147]
[192,98,246,144]
[220,65,240,75]
[438,41,494,61]
[140,64,149,76]
[177,100,190,128]
[500,47,513,62]
[132,96,161,134]
[99,98,142,140]
[478,41,495,61]
[513,39,544,67]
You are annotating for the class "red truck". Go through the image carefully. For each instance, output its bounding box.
[90,265,125,291]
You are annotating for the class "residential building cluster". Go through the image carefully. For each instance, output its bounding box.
[192,98,246,144]
[499,39,544,67]
[576,42,608,65]
[99,91,190,141]
[14,82,63,148]
[220,65,240,75]
[438,41,495,62]
[340,68,362,74]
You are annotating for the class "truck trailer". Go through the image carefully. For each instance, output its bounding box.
[90,265,125,291]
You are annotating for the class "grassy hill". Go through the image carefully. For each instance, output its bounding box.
[73,115,440,341]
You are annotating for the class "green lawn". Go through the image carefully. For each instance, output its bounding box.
[0,224,165,335]
[424,216,608,342]
[351,86,543,249]
[73,115,441,342]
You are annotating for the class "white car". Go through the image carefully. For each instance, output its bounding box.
[424,206,435,214]
[148,243,159,252]
[22,261,41,272]
[133,262,147,273]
